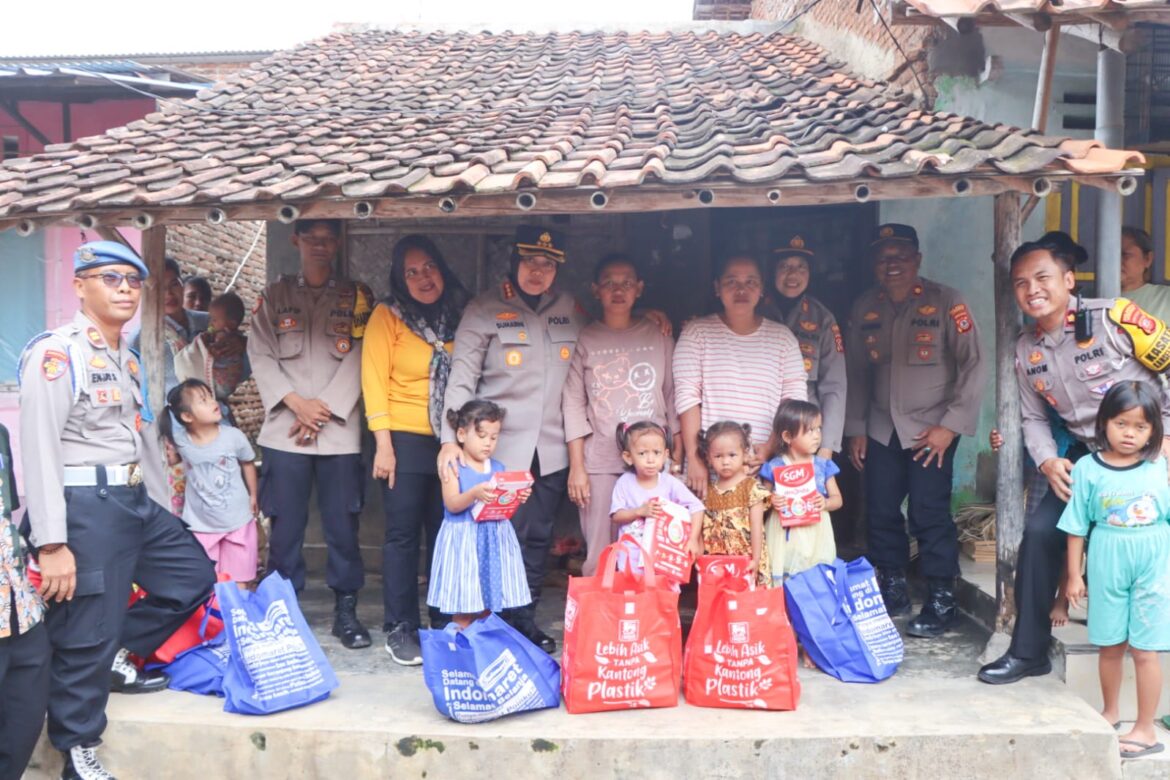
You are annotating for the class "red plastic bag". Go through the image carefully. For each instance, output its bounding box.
[684,558,800,710]
[562,539,682,714]
[146,574,230,665]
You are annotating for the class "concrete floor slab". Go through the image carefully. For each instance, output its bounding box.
[23,572,1125,779]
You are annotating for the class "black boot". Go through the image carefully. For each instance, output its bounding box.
[906,578,960,638]
[876,568,912,617]
[331,591,371,649]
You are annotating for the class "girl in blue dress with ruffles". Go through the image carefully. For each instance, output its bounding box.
[428,400,532,629]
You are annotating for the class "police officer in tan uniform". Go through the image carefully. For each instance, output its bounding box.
[248,219,374,649]
[980,232,1170,684]
[20,241,215,780]
[845,224,986,638]
[771,235,847,454]
[439,226,584,653]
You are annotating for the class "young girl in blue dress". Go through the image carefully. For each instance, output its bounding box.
[761,399,843,585]
[1059,381,1170,760]
[427,400,531,629]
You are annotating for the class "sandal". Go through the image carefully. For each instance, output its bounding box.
[1119,740,1165,759]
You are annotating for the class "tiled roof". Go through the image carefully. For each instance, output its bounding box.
[896,0,1164,16]
[0,27,1143,227]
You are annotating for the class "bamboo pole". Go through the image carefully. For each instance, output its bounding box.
[993,191,1024,635]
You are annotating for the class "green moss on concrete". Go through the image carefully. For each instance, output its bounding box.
[397,737,446,757]
[531,739,559,752]
[249,733,266,751]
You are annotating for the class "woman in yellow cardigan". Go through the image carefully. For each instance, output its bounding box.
[361,235,469,666]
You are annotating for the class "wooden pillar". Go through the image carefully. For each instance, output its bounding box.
[140,225,167,417]
[993,192,1025,634]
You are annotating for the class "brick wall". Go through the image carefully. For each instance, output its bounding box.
[166,220,267,440]
[751,0,938,101]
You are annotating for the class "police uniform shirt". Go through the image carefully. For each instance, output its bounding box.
[441,279,584,473]
[248,273,372,456]
[780,294,847,452]
[845,277,985,447]
[1016,298,1170,466]
[18,311,145,547]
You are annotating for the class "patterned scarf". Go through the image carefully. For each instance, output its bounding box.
[387,293,462,437]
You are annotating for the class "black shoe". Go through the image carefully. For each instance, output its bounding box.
[524,626,557,655]
[109,649,169,694]
[385,622,423,666]
[876,569,912,617]
[62,743,116,780]
[509,608,557,654]
[906,579,960,638]
[331,592,371,649]
[977,652,1053,685]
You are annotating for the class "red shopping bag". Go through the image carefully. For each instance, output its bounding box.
[562,538,682,714]
[684,560,800,710]
[146,574,230,665]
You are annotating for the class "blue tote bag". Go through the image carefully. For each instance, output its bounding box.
[784,557,904,683]
[217,574,339,715]
[158,607,230,696]
[421,613,561,723]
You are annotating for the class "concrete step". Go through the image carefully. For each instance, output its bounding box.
[23,575,1129,780]
[958,559,1170,725]
[25,672,1120,780]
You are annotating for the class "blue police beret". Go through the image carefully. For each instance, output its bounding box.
[73,241,149,278]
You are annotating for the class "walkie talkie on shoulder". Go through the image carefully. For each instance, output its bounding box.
[1074,291,1092,343]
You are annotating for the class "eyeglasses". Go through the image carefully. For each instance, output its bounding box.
[597,279,639,292]
[77,271,144,289]
[519,256,557,272]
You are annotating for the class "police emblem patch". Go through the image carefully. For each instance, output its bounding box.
[86,327,103,348]
[89,356,108,369]
[803,358,813,373]
[1029,351,1043,365]
[127,358,139,378]
[560,346,571,360]
[505,350,523,367]
[335,338,351,354]
[863,311,880,322]
[917,305,937,316]
[42,350,68,381]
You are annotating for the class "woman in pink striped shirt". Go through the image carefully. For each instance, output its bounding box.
[674,255,807,498]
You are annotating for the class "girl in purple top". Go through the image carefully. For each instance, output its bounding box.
[609,421,704,572]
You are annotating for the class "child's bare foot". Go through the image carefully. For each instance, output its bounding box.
[1050,598,1069,628]
[799,647,816,670]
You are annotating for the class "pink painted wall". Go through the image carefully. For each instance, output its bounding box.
[0,99,154,154]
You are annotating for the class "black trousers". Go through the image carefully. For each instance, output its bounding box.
[864,432,961,580]
[1009,444,1088,661]
[380,432,443,631]
[260,448,364,594]
[509,457,568,606]
[39,484,214,751]
[0,620,49,780]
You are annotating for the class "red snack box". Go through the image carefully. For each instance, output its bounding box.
[647,500,694,584]
[771,462,820,528]
[471,470,534,522]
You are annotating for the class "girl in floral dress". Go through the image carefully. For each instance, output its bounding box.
[685,420,772,587]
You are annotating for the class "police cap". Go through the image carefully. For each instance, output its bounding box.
[870,223,919,251]
[514,225,566,263]
[73,240,150,278]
